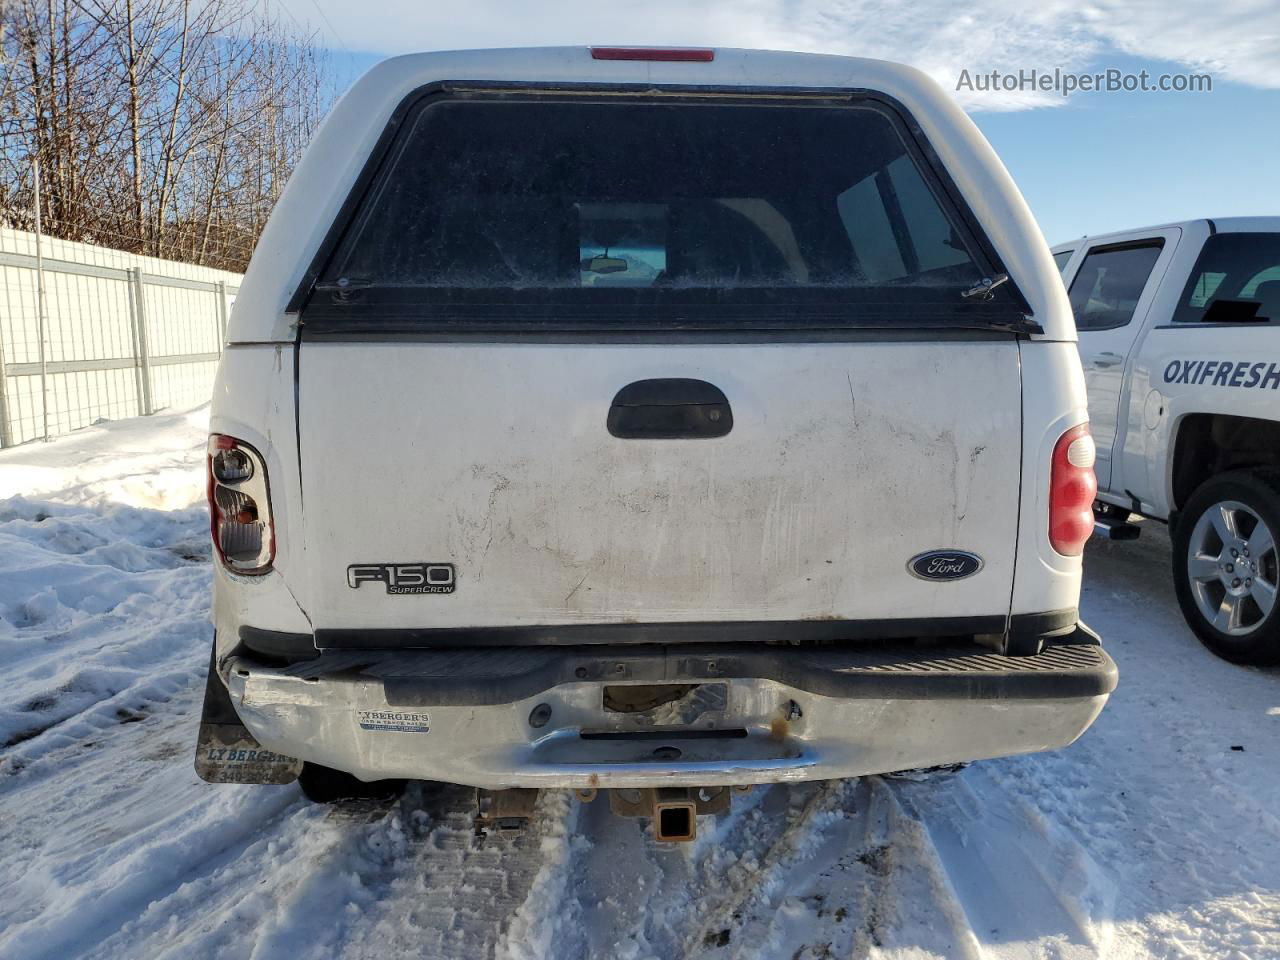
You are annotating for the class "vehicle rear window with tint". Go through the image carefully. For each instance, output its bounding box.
[1068,242,1164,331]
[313,97,1004,322]
[1173,233,1280,325]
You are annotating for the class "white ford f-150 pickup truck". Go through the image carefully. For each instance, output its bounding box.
[1054,219,1280,665]
[195,46,1116,840]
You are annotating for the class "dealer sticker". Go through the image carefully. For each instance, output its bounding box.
[358,710,431,734]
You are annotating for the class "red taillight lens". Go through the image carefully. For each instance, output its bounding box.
[207,434,274,575]
[1049,423,1098,557]
[590,47,715,62]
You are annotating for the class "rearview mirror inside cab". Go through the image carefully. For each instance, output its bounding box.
[584,253,629,274]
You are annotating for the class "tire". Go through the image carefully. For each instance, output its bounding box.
[1172,469,1280,665]
[297,762,407,805]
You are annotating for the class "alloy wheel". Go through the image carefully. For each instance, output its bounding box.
[1186,499,1278,636]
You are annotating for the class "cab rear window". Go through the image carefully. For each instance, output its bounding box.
[1173,233,1280,325]
[304,93,1025,329]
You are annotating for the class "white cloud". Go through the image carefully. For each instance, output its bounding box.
[1083,0,1280,89]
[303,0,1280,110]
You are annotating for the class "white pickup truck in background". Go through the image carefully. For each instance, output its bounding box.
[1053,219,1280,664]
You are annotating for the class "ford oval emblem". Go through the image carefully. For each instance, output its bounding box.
[908,550,984,581]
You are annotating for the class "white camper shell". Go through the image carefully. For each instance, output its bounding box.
[196,47,1114,827]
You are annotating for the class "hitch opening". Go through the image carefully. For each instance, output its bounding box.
[654,801,697,842]
[609,785,729,842]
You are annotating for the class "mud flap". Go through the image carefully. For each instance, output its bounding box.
[194,646,302,785]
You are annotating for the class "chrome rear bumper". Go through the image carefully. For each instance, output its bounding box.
[225,631,1116,789]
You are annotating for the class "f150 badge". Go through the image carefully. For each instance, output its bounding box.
[347,563,455,594]
[908,550,983,581]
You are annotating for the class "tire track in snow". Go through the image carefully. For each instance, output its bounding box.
[546,782,844,959]
[882,767,1117,960]
[696,777,980,960]
[713,780,875,960]
[679,780,849,956]
[553,782,775,957]
[295,785,576,960]
[549,778,987,960]
[0,680,305,960]
[0,496,213,774]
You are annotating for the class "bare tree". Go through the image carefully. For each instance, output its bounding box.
[0,0,335,271]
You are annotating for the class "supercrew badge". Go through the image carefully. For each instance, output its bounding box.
[347,563,455,595]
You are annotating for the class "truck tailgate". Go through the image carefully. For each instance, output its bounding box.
[295,338,1021,638]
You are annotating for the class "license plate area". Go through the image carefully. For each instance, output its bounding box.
[594,682,728,730]
[532,730,801,766]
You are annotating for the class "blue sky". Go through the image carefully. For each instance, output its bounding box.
[304,1,1279,246]
[973,54,1280,244]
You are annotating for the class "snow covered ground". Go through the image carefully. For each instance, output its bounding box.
[1,406,1278,960]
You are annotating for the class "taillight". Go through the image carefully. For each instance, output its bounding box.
[1049,423,1098,557]
[208,434,274,575]
[590,47,715,61]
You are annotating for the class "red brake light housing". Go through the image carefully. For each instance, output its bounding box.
[590,47,714,62]
[1049,423,1097,557]
[207,434,274,575]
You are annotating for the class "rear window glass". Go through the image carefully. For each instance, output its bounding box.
[1173,233,1280,324]
[1068,242,1163,331]
[310,96,1010,324]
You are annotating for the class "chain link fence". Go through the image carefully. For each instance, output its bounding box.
[0,227,241,447]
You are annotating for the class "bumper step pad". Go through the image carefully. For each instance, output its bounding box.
[268,628,1116,708]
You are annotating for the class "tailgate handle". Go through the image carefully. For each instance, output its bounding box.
[607,378,733,439]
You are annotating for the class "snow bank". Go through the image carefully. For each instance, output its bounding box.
[0,407,211,760]
[0,405,209,508]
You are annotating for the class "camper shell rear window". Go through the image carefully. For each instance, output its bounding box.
[298,87,1031,333]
